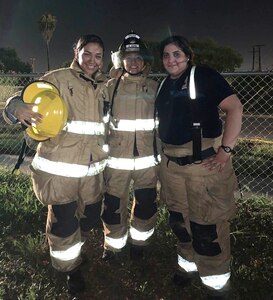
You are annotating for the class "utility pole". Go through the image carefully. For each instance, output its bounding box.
[30,58,36,73]
[250,46,256,71]
[252,45,265,71]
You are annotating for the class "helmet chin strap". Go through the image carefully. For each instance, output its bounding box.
[126,71,143,76]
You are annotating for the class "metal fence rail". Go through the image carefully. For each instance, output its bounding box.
[1,72,273,197]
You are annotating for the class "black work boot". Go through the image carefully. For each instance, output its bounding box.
[66,269,85,295]
[172,269,198,287]
[102,249,114,260]
[206,290,230,300]
[102,249,121,263]
[129,244,144,261]
[80,253,89,266]
[205,282,231,300]
[206,295,228,300]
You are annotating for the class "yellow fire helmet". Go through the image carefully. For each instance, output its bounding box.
[21,81,68,141]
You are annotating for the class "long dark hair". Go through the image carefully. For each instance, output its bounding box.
[159,35,194,64]
[74,34,104,54]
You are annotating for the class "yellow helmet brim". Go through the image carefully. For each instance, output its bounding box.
[26,127,49,141]
[22,80,60,103]
[22,81,68,141]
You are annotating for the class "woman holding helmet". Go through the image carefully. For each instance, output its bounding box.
[3,34,108,295]
[100,31,159,261]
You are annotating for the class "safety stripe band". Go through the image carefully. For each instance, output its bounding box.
[130,226,154,241]
[63,120,105,135]
[189,65,196,100]
[105,233,128,250]
[50,242,84,261]
[32,155,107,177]
[201,272,231,290]
[110,119,155,131]
[178,255,198,272]
[107,155,158,170]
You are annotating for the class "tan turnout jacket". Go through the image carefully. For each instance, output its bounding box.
[4,61,108,205]
[102,68,159,167]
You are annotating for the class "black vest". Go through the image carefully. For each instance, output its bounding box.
[155,67,222,146]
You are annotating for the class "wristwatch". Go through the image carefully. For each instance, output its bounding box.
[220,145,234,154]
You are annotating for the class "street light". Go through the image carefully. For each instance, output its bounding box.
[30,58,36,73]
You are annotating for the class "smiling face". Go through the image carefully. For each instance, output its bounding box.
[75,42,103,76]
[123,53,145,75]
[162,43,189,79]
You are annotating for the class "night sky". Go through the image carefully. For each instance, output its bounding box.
[0,0,272,72]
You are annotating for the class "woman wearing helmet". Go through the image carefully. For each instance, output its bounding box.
[100,31,159,262]
[3,34,108,295]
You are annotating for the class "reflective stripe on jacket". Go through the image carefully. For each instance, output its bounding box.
[109,118,155,132]
[107,155,158,170]
[32,155,107,177]
[64,120,105,135]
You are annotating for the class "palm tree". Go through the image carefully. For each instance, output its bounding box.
[38,13,57,71]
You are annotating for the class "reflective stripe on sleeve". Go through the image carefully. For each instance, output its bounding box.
[178,255,198,272]
[31,154,107,177]
[110,119,155,132]
[201,272,231,290]
[129,226,154,241]
[50,242,84,261]
[64,121,105,135]
[105,233,128,250]
[107,155,157,170]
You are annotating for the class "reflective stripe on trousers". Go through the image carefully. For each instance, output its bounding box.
[32,155,107,177]
[105,226,155,250]
[178,254,198,272]
[105,232,128,250]
[178,254,230,290]
[63,120,105,135]
[50,241,84,261]
[130,226,154,241]
[201,272,230,290]
[107,155,159,170]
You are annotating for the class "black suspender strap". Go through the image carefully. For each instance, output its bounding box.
[110,70,124,117]
[189,66,202,163]
[12,138,29,173]
[103,70,124,146]
[153,77,167,164]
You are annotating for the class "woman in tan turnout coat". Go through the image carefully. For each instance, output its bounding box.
[100,31,159,261]
[3,34,108,295]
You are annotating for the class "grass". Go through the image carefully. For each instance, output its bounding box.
[0,123,26,155]
[0,168,273,299]
[233,138,273,179]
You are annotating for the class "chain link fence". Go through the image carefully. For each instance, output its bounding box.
[1,72,273,198]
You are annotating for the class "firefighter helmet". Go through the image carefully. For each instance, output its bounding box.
[111,31,153,69]
[21,81,68,141]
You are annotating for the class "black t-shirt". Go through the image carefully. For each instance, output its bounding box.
[155,66,235,145]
